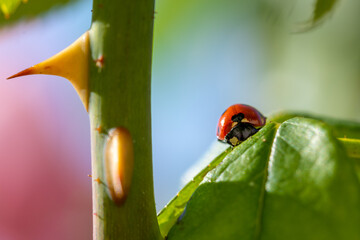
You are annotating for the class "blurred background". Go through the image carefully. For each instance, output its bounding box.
[0,0,359,239]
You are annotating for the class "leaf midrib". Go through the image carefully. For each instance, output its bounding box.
[254,124,279,240]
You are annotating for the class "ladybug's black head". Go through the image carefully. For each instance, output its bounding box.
[231,113,244,123]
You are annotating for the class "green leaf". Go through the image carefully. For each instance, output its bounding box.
[157,147,230,237]
[161,117,360,239]
[269,111,360,139]
[0,0,78,26]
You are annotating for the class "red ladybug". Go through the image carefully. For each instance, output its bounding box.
[216,104,266,146]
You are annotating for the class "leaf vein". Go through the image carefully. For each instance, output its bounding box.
[254,125,279,240]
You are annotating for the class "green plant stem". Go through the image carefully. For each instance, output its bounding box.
[338,138,360,159]
[88,0,161,239]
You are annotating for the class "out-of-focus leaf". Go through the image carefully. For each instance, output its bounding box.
[161,116,360,239]
[0,0,79,26]
[296,0,339,32]
[312,0,338,25]
[0,0,22,19]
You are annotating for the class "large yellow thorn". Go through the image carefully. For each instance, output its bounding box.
[7,31,90,111]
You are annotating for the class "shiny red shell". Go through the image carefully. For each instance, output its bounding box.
[216,104,266,141]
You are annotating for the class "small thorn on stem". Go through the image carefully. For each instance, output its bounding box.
[93,212,103,220]
[95,55,104,68]
[152,11,158,19]
[89,174,102,184]
[95,125,102,133]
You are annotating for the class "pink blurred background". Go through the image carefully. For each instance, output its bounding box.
[0,64,92,238]
[0,2,92,239]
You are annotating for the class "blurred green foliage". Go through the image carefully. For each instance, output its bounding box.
[312,0,338,25]
[0,0,78,26]
[0,0,22,19]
